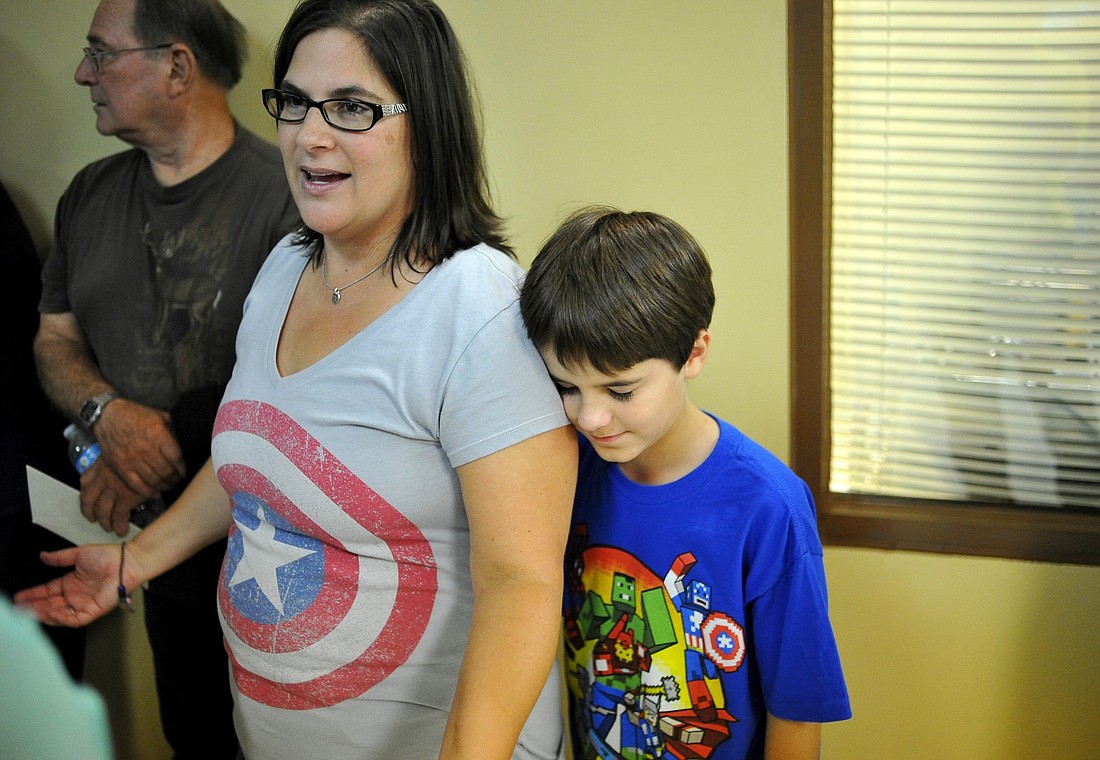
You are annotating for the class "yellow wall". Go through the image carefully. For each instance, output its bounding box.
[3,2,1097,759]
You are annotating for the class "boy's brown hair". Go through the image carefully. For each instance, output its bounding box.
[521,205,715,375]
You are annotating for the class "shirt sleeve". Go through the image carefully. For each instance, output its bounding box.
[439,298,568,468]
[750,550,852,723]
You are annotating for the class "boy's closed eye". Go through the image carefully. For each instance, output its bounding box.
[552,383,636,402]
[553,382,577,397]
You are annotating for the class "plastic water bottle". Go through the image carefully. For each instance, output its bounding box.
[64,423,101,474]
[62,423,166,527]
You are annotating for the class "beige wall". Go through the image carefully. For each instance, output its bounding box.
[3,2,1098,759]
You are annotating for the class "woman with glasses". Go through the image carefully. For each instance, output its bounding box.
[17,1,576,758]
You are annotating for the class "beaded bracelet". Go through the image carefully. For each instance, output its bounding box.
[117,541,133,612]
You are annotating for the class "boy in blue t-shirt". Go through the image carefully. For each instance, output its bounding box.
[520,207,851,760]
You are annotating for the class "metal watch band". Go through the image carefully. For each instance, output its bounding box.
[80,391,120,429]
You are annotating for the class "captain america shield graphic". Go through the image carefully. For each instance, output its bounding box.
[213,399,438,710]
[702,611,746,673]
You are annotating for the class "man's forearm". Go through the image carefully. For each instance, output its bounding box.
[33,316,114,421]
[35,312,185,498]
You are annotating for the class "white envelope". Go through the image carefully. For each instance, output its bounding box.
[26,465,139,545]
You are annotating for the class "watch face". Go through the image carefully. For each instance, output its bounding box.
[79,392,119,428]
[79,399,99,426]
[79,391,119,428]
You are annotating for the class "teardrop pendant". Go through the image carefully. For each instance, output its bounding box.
[321,252,388,306]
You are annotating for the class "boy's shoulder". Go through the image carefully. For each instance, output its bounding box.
[577,416,810,509]
[573,417,827,598]
[695,414,809,495]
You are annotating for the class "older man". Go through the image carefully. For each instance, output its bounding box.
[34,0,298,756]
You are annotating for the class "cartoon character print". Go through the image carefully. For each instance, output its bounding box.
[565,530,746,760]
[659,552,745,759]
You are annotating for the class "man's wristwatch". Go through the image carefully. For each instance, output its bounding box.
[78,391,120,429]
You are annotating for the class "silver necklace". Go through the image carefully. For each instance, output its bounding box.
[321,254,388,305]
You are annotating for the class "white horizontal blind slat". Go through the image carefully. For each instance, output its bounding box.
[829,1,1100,510]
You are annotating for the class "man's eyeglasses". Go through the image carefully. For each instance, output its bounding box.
[82,44,172,74]
[262,89,408,133]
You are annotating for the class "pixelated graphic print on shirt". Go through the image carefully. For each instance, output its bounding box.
[564,531,745,760]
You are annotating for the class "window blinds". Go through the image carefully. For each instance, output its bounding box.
[829,1,1100,510]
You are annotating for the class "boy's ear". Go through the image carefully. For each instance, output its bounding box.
[683,329,711,380]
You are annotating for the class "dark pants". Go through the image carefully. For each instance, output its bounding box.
[143,538,238,760]
[0,509,86,679]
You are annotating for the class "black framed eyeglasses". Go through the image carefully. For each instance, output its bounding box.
[82,44,172,74]
[262,89,408,133]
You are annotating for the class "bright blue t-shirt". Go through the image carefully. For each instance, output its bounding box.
[563,415,850,760]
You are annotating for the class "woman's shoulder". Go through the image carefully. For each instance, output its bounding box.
[437,243,524,282]
[424,243,525,309]
[248,233,308,289]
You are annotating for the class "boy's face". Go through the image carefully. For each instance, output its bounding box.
[538,348,699,469]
